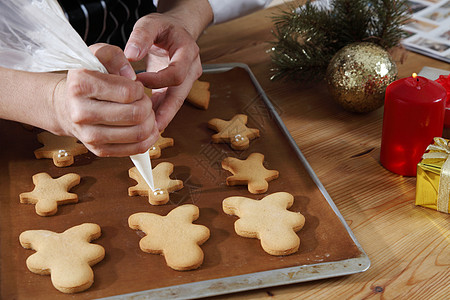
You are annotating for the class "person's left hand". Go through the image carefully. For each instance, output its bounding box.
[124,13,203,132]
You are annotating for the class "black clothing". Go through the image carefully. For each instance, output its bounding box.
[57,0,156,48]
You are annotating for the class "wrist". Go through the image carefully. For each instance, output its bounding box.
[158,0,213,40]
[49,76,70,136]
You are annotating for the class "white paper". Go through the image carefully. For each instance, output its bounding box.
[418,66,450,80]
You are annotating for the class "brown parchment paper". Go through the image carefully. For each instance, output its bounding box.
[0,67,361,299]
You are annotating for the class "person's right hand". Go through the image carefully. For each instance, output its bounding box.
[124,13,204,133]
[52,44,159,157]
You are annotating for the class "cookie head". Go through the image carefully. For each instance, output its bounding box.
[52,150,74,167]
[231,134,250,150]
[149,188,169,204]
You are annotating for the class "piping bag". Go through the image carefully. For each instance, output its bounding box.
[0,0,155,190]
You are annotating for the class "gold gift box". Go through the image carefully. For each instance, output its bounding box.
[416,142,450,213]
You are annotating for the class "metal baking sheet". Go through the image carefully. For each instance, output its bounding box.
[0,63,370,300]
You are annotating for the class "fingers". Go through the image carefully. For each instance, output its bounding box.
[65,90,153,127]
[124,15,159,62]
[54,69,159,157]
[67,69,144,104]
[152,86,187,132]
[125,14,200,88]
[136,53,201,89]
[79,120,160,157]
[142,36,199,88]
[89,43,136,80]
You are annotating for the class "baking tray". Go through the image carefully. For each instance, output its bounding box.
[0,63,370,299]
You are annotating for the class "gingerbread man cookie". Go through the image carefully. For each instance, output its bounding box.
[128,162,183,205]
[208,114,259,150]
[186,80,211,110]
[19,223,105,293]
[20,172,81,216]
[34,132,88,167]
[149,134,174,159]
[222,153,279,194]
[223,192,305,256]
[128,204,210,271]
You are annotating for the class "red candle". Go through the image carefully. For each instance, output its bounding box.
[436,75,450,127]
[380,73,447,176]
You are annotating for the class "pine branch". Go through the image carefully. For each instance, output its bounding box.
[270,0,411,82]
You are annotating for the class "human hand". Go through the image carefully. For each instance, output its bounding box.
[52,43,159,157]
[124,13,203,132]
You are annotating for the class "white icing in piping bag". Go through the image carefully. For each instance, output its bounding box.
[130,150,155,191]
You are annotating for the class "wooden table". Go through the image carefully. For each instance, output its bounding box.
[198,4,450,300]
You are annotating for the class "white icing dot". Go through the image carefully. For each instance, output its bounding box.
[57,150,68,158]
[234,134,245,142]
[153,189,164,196]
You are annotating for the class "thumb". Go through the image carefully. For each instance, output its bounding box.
[89,43,136,80]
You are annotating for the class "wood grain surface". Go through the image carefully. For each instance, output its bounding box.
[198,3,450,300]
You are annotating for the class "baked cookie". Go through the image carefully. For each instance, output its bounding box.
[186,80,210,110]
[208,114,259,150]
[20,172,81,217]
[34,132,88,167]
[223,192,305,256]
[128,204,210,271]
[19,223,105,294]
[222,153,279,194]
[149,134,174,159]
[128,162,183,205]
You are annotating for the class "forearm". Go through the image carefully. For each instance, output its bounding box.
[157,0,213,39]
[0,67,64,134]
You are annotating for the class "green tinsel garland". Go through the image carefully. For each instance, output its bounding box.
[270,0,410,82]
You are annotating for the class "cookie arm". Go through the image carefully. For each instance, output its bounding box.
[262,192,294,209]
[207,118,230,132]
[129,213,153,230]
[19,230,42,250]
[167,204,200,222]
[222,196,245,215]
[57,173,81,191]
[19,230,54,274]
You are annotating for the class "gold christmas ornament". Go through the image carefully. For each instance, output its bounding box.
[326,42,397,113]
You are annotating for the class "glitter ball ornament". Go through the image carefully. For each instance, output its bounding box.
[326,42,398,113]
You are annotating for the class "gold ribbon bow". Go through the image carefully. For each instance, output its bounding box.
[421,137,450,213]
